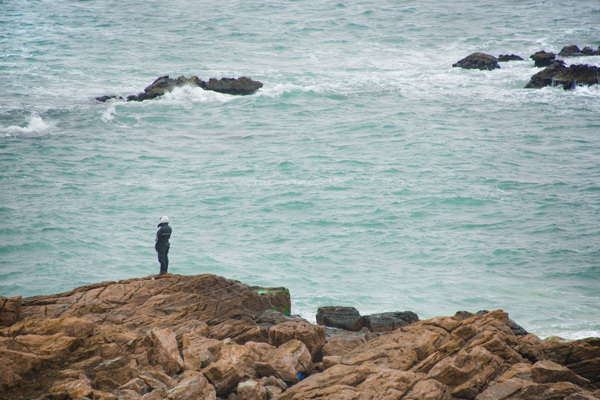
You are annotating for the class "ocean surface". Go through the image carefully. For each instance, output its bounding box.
[2,0,599,340]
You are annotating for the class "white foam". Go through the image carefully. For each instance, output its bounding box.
[5,114,51,136]
[101,103,117,122]
[160,85,236,104]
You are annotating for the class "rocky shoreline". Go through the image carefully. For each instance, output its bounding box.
[1,274,599,400]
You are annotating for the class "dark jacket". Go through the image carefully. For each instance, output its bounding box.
[155,222,172,252]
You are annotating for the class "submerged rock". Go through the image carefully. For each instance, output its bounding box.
[524,60,566,88]
[453,52,500,70]
[552,64,600,90]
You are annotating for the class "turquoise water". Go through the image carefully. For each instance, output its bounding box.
[1,0,600,339]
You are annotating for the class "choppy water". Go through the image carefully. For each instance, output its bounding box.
[2,0,600,339]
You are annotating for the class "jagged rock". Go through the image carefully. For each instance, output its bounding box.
[269,320,326,358]
[255,339,313,384]
[316,306,364,331]
[452,53,500,70]
[2,275,600,400]
[237,379,267,400]
[364,311,419,332]
[552,64,600,90]
[0,296,21,326]
[530,51,557,67]
[455,310,527,336]
[498,54,524,62]
[251,287,292,316]
[167,370,216,400]
[524,60,567,88]
[147,328,184,376]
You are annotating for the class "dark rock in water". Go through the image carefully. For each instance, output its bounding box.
[498,54,524,62]
[316,306,364,331]
[581,46,600,56]
[452,52,500,70]
[525,60,566,88]
[95,95,123,102]
[558,45,582,57]
[530,51,556,67]
[364,311,419,332]
[552,64,600,90]
[200,77,264,95]
[97,75,264,103]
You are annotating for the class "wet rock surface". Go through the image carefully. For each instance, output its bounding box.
[2,274,599,400]
[96,75,263,102]
[452,52,500,70]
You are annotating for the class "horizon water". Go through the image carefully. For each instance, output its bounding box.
[1,0,600,340]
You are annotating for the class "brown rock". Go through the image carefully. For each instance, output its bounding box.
[203,342,260,396]
[256,339,313,384]
[167,370,216,400]
[532,360,592,387]
[237,379,267,400]
[182,333,221,370]
[269,320,325,358]
[147,328,184,376]
[322,333,366,357]
[0,296,21,326]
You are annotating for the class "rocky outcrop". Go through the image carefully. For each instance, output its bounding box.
[96,75,263,102]
[525,62,600,90]
[559,45,600,57]
[1,274,599,400]
[530,51,557,67]
[453,53,500,70]
[498,54,524,62]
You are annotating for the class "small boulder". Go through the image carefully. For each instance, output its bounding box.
[498,54,524,62]
[530,51,557,67]
[581,46,600,56]
[364,311,419,333]
[269,320,325,358]
[452,53,500,71]
[316,306,364,331]
[532,360,592,387]
[147,328,184,376]
[236,379,267,400]
[167,371,216,400]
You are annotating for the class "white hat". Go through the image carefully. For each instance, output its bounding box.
[160,216,169,223]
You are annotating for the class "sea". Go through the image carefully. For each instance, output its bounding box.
[1,0,599,340]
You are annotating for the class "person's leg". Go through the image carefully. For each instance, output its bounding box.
[158,251,167,275]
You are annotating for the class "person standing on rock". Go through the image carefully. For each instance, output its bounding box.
[155,216,172,275]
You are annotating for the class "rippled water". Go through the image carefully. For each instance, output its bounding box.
[1,0,600,339]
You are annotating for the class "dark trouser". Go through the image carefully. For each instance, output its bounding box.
[157,247,169,275]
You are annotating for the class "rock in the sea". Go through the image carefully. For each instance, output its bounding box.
[498,54,524,62]
[452,52,500,70]
[559,44,600,57]
[364,311,419,332]
[316,306,365,331]
[98,75,263,102]
[530,50,557,67]
[200,77,264,95]
[552,64,600,90]
[524,60,567,89]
